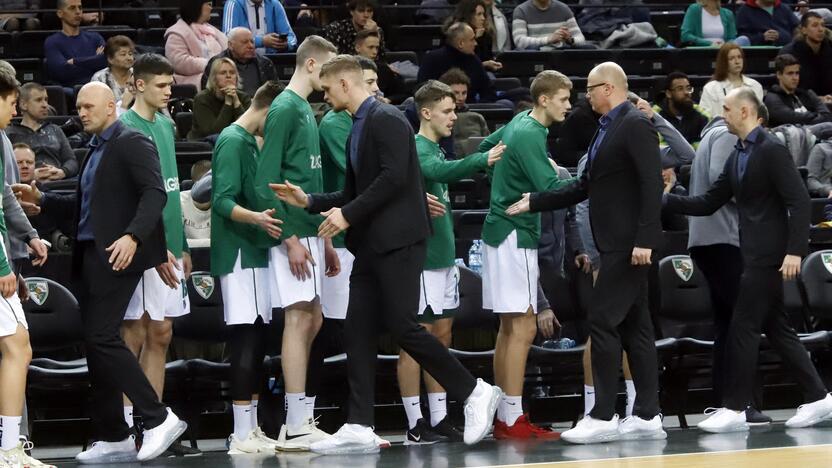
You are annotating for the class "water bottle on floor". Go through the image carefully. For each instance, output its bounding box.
[468,240,483,275]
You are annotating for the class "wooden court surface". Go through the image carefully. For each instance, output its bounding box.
[479,443,832,468]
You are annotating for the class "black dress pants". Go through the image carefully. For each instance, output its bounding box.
[724,266,827,411]
[344,242,477,425]
[78,242,167,441]
[588,251,660,421]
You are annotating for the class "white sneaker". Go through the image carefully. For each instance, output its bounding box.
[786,394,832,428]
[561,415,620,444]
[696,408,748,433]
[228,432,268,454]
[618,415,666,440]
[309,424,380,455]
[373,433,391,448]
[276,417,331,452]
[75,434,138,464]
[251,427,280,450]
[137,408,188,461]
[462,379,502,445]
[0,441,57,468]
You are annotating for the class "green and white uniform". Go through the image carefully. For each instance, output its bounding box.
[416,134,488,323]
[121,110,190,320]
[255,89,325,308]
[0,142,26,337]
[318,109,353,320]
[479,111,573,314]
[211,124,272,325]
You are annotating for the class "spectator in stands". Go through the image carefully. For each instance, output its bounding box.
[116,69,134,117]
[807,138,832,197]
[13,143,35,185]
[780,12,832,104]
[652,71,710,146]
[698,43,764,118]
[323,0,386,55]
[512,0,586,50]
[354,29,405,103]
[44,0,107,88]
[6,83,78,180]
[448,0,503,72]
[0,0,40,31]
[165,0,228,89]
[764,54,832,127]
[438,68,490,155]
[91,35,135,104]
[202,27,278,97]
[181,160,212,242]
[417,0,454,25]
[189,58,251,141]
[484,0,511,54]
[418,22,497,103]
[736,0,799,46]
[222,0,297,53]
[681,0,749,47]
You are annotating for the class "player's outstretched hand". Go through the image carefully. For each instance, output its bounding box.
[270,181,309,208]
[506,193,531,216]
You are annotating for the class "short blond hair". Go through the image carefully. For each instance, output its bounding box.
[295,35,338,67]
[530,70,572,103]
[319,54,363,81]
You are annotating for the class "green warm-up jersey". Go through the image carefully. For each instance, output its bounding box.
[120,109,187,258]
[318,109,352,249]
[416,134,488,270]
[255,89,323,244]
[210,124,270,276]
[480,111,574,249]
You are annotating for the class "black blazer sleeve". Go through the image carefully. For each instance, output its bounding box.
[664,156,735,216]
[339,112,412,226]
[308,190,347,214]
[627,115,664,248]
[41,191,77,216]
[120,134,167,244]
[767,141,811,256]
[529,170,589,212]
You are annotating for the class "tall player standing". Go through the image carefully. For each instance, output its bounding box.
[254,36,339,452]
[480,70,574,439]
[211,81,286,454]
[119,55,192,445]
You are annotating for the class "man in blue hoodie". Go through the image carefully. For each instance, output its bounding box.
[223,0,298,53]
[736,0,799,46]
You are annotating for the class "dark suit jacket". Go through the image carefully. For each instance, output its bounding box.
[308,99,431,254]
[664,128,810,268]
[529,101,664,253]
[41,121,168,275]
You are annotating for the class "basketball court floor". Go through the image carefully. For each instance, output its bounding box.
[40,418,832,467]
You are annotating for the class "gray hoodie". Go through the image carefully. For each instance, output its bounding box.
[1,130,39,264]
[687,117,740,249]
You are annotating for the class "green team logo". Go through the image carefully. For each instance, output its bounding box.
[191,273,215,300]
[26,279,49,306]
[672,258,694,282]
[822,253,832,275]
[164,177,179,193]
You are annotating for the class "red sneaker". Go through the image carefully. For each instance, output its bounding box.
[493,420,509,439]
[497,415,561,440]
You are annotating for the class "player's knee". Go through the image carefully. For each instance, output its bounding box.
[147,321,173,348]
[430,323,452,347]
[2,335,32,365]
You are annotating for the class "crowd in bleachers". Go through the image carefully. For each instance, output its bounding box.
[3,0,832,459]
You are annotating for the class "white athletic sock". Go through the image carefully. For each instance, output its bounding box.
[123,406,134,428]
[427,392,447,427]
[251,400,259,429]
[285,393,307,430]
[402,396,423,430]
[0,415,21,450]
[584,385,595,418]
[306,396,316,420]
[233,404,253,441]
[625,380,636,417]
[496,395,506,422]
[504,396,523,426]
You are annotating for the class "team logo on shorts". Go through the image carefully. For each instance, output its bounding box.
[191,273,215,300]
[822,253,832,275]
[672,258,694,282]
[26,279,49,305]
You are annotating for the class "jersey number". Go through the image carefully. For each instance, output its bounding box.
[310,155,322,169]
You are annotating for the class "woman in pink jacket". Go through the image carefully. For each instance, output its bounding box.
[165,0,228,89]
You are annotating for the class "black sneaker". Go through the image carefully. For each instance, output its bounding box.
[431,417,463,442]
[746,407,773,426]
[404,419,448,446]
[162,442,203,457]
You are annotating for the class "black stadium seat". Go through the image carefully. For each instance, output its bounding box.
[175,111,193,140]
[17,30,54,59]
[495,51,549,78]
[267,53,298,80]
[550,49,613,77]
[389,25,445,52]
[87,27,139,42]
[799,250,832,327]
[44,85,68,116]
[0,32,13,57]
[617,49,672,76]
[7,58,42,83]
